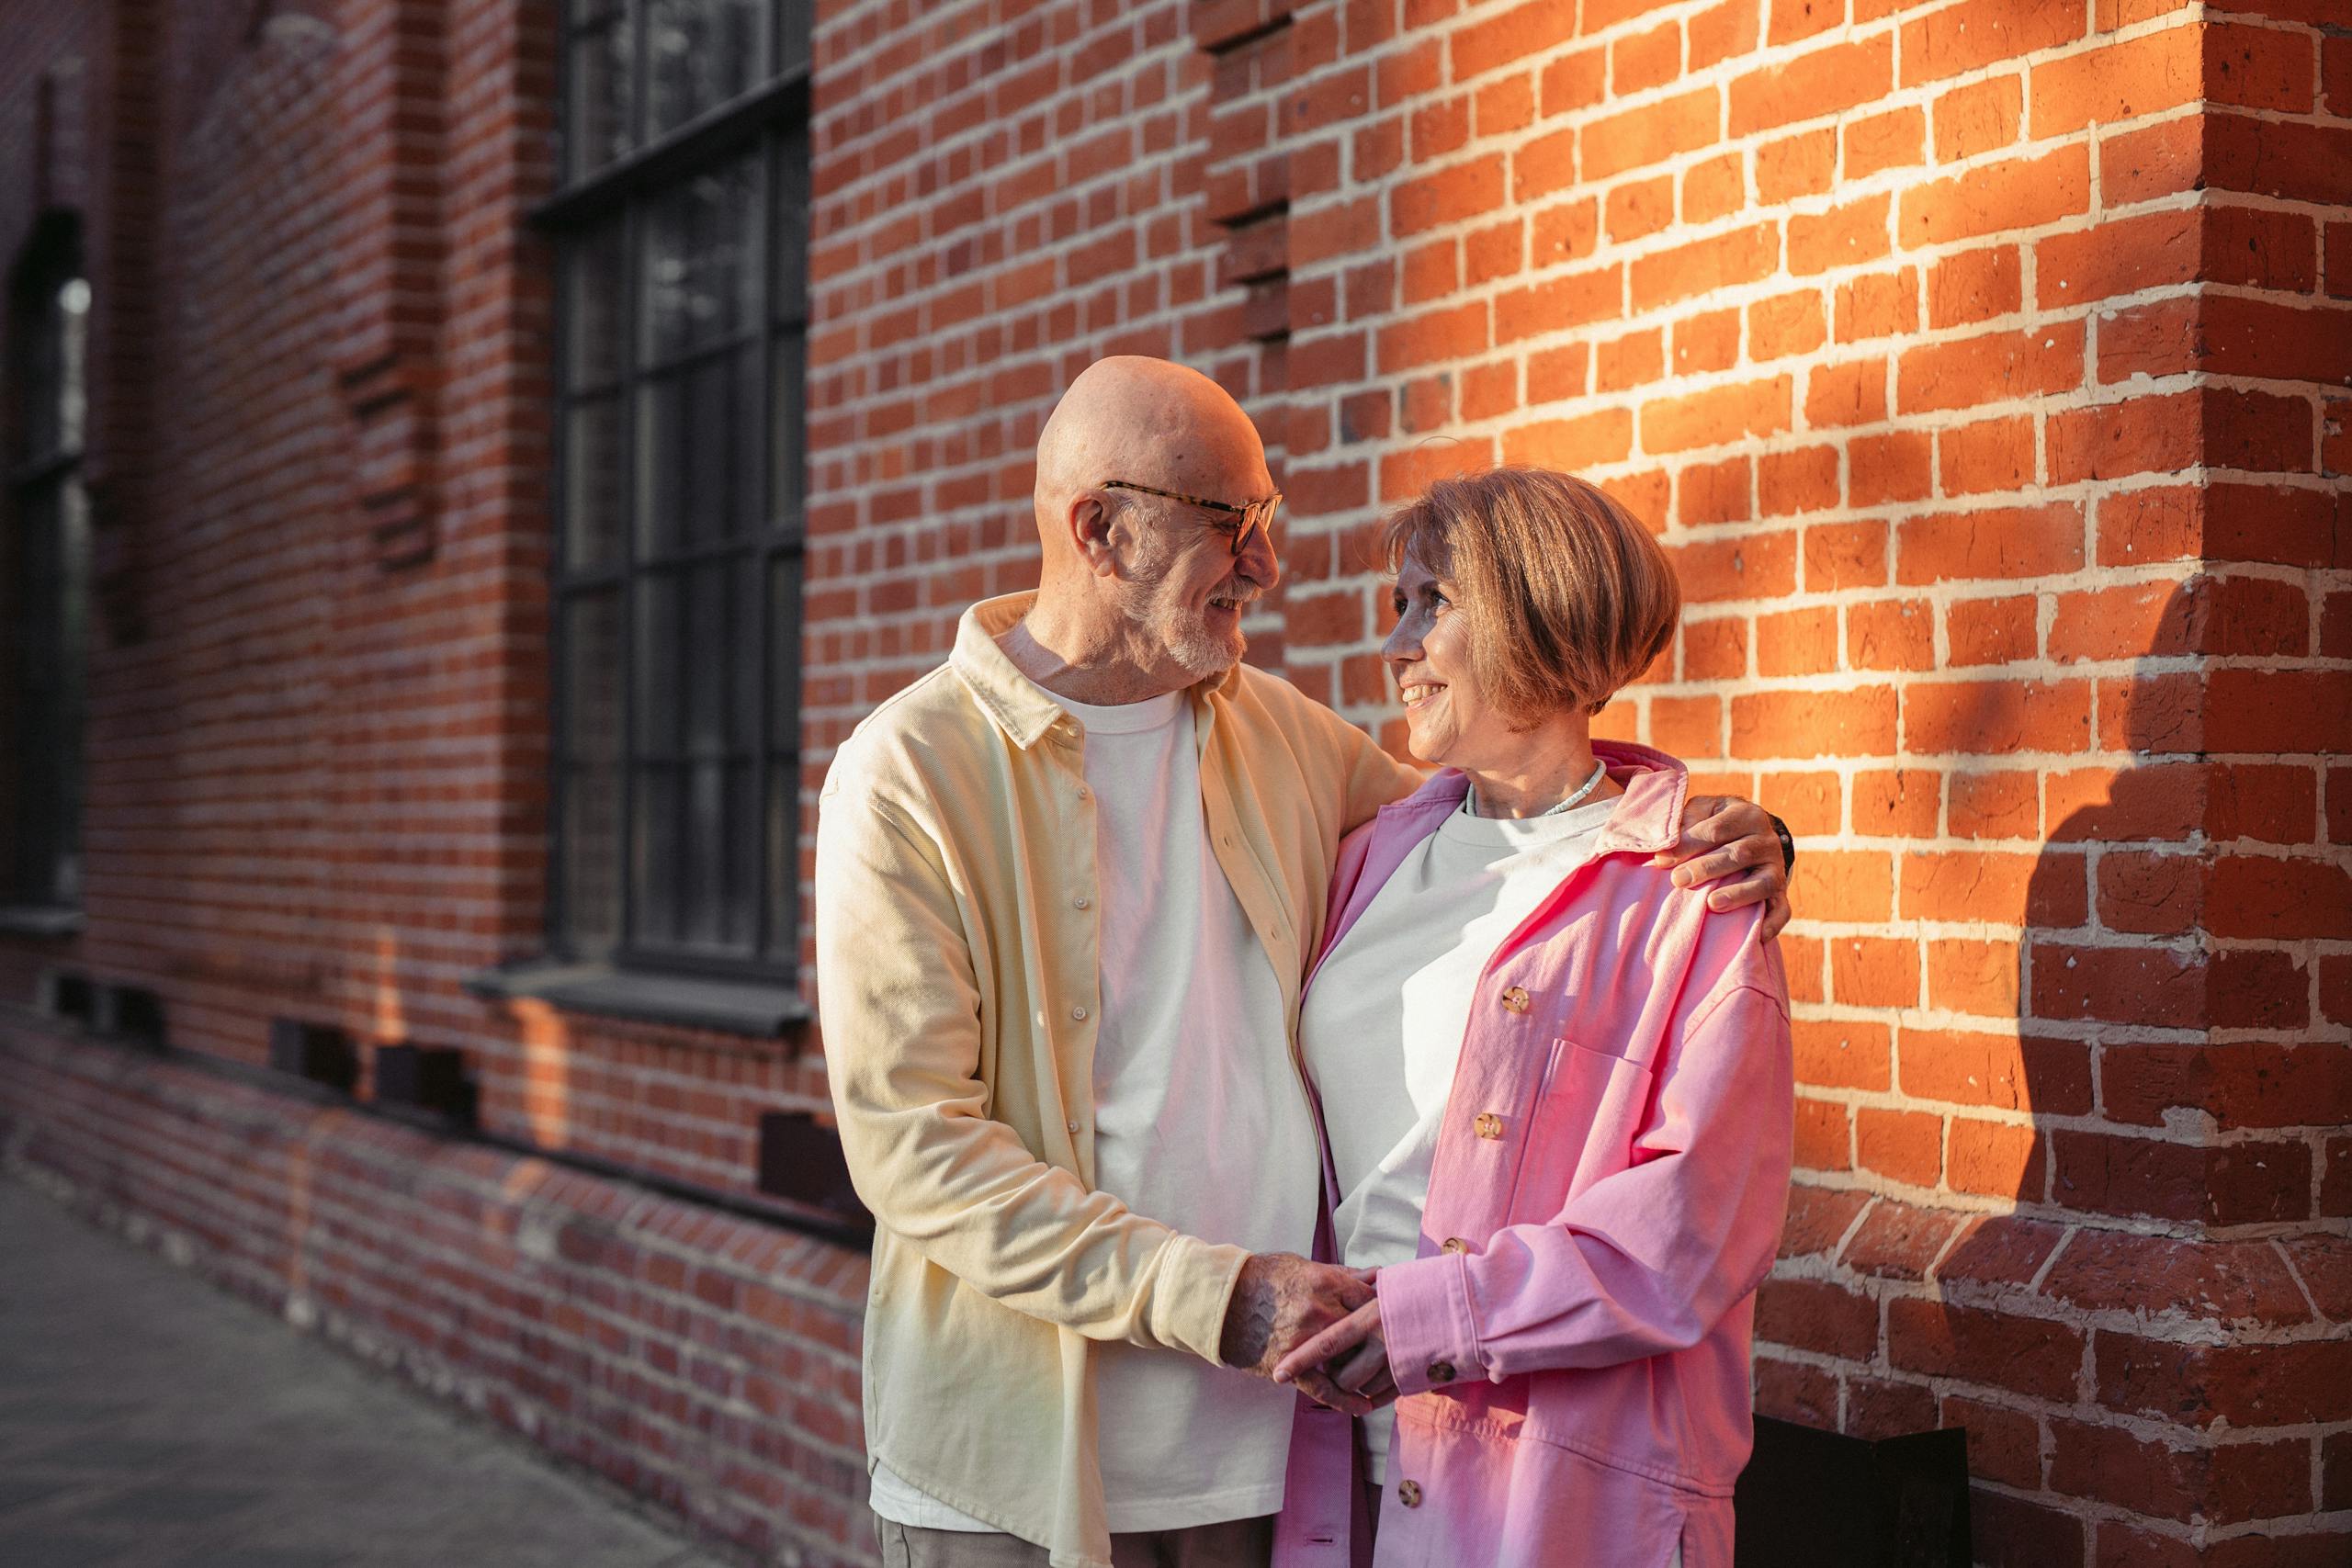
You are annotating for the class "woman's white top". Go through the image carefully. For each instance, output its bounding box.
[1297,792,1617,1481]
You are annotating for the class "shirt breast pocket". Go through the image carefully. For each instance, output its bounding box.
[1509,1038,1657,1224]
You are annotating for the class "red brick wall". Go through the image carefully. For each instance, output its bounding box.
[1,0,2346,1563]
[0,0,839,1192]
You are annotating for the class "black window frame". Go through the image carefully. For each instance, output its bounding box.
[537,0,813,989]
[2,210,91,922]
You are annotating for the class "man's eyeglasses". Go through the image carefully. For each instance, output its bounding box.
[1100,479,1282,558]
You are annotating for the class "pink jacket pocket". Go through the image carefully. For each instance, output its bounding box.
[1510,1039,1657,1224]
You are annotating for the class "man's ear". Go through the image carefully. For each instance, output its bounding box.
[1070,493,1125,579]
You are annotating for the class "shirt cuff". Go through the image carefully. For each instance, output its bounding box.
[1149,1234,1252,1366]
[1377,1250,1480,1397]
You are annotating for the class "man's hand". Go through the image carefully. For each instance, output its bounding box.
[1221,1253,1384,1414]
[1651,795,1792,941]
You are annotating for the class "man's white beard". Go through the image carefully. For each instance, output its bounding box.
[1127,532,1248,680]
[1145,575,1245,679]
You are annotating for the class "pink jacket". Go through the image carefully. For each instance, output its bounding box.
[1273,744,1794,1568]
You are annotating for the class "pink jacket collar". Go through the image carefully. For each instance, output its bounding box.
[1314,744,1692,986]
[1369,740,1690,858]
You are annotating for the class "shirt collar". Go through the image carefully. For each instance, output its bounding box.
[949,592,1244,750]
[1378,739,1690,855]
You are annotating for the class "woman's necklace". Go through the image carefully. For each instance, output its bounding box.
[1464,757,1610,819]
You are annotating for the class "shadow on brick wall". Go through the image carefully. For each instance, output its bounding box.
[1960,576,2294,1562]
[1757,581,2268,1565]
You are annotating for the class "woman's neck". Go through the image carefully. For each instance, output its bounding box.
[1459,721,1617,818]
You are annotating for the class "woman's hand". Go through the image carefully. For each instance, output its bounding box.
[1272,1298,1396,1412]
[1653,795,1792,940]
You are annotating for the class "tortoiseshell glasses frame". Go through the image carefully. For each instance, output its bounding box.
[1099,479,1283,557]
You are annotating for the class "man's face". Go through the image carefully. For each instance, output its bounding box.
[1121,469,1281,682]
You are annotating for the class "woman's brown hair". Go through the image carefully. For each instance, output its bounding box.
[1383,467,1681,722]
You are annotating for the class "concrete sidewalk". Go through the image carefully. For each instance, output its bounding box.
[0,1178,732,1568]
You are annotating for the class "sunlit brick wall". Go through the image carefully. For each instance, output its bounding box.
[1280,2,2351,1561]
[807,0,2351,1561]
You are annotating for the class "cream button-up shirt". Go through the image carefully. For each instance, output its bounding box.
[817,592,1421,1568]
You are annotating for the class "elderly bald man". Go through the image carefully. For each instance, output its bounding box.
[816,357,1790,1568]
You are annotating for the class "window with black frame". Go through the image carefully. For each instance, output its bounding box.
[544,0,811,990]
[2,215,90,922]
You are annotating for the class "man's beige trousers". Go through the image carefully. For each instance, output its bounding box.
[874,1514,1274,1568]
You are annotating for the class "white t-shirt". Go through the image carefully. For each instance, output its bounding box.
[872,689,1320,1534]
[1297,792,1616,1481]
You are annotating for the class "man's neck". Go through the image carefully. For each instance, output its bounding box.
[998,601,1190,706]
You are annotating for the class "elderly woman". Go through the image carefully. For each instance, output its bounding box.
[1270,468,1794,1568]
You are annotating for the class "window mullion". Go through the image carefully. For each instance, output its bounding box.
[547,323,573,952]
[749,130,775,959]
[628,0,650,154]
[614,188,644,955]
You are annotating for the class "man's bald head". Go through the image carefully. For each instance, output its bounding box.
[1033,356,1272,557]
[1005,356,1281,697]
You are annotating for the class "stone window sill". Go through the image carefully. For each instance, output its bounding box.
[464,960,810,1041]
[0,905,84,940]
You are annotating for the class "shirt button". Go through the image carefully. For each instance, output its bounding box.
[1500,986,1531,1014]
[1397,1480,1422,1508]
[1442,1236,1470,1254]
[1474,1112,1504,1140]
[1073,895,1089,909]
[1071,1005,1089,1021]
[1077,785,1090,800]
[1427,1360,1454,1384]
[1067,1119,1080,1134]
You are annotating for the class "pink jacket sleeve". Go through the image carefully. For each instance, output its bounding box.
[1378,911,1795,1394]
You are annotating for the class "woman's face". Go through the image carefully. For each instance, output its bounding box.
[1385,545,1514,771]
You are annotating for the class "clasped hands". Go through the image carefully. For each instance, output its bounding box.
[1219,1252,1395,1416]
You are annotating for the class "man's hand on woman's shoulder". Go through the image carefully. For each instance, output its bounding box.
[1650,795,1793,941]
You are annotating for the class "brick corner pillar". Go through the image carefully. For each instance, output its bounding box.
[1793,21,2352,1562]
[1992,25,2352,1564]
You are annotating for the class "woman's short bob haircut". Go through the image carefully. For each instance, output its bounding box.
[1383,467,1681,722]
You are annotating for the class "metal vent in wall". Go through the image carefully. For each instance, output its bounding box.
[756,1111,868,1224]
[103,985,166,1050]
[267,1020,358,1097]
[371,1043,475,1127]
[42,970,95,1025]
